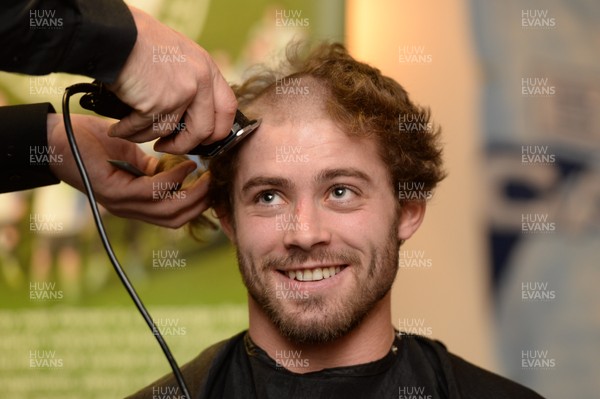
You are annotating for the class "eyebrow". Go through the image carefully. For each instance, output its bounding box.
[314,168,372,185]
[241,168,372,195]
[241,177,294,194]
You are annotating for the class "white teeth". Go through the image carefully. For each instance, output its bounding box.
[285,266,344,282]
[303,269,313,281]
[312,268,323,280]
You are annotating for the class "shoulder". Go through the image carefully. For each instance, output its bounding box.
[125,332,244,399]
[447,351,545,398]
[399,334,545,399]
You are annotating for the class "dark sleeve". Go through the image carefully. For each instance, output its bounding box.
[0,103,60,193]
[0,0,137,83]
[449,353,546,399]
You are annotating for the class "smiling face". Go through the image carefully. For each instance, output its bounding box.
[203,45,443,346]
[219,99,423,344]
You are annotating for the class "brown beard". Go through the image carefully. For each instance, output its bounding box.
[236,219,400,344]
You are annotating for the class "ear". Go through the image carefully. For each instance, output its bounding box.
[397,201,426,241]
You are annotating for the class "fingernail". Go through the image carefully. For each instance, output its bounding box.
[108,125,117,137]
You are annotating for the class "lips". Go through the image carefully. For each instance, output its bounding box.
[280,266,346,282]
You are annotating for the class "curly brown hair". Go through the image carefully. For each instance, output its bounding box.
[206,42,445,220]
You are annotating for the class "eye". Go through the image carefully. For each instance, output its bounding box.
[255,190,285,205]
[329,185,356,201]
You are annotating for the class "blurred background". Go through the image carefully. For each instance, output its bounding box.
[0,0,598,398]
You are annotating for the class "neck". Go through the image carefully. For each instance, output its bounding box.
[247,293,395,373]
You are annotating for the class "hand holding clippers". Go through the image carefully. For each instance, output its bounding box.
[79,82,260,174]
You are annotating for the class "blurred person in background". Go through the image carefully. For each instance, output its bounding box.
[29,184,89,300]
[0,192,27,288]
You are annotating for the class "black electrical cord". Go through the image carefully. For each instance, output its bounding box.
[62,83,191,399]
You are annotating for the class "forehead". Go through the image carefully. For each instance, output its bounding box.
[233,76,391,191]
[233,113,388,190]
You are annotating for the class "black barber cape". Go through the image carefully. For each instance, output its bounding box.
[127,331,545,399]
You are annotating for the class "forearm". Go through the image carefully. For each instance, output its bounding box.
[0,0,137,82]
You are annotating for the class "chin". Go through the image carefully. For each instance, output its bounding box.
[269,297,369,345]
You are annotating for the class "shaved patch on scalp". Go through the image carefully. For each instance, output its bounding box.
[245,75,331,125]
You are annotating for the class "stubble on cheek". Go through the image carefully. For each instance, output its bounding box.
[235,224,400,344]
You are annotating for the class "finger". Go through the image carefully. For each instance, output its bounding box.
[107,171,211,228]
[154,82,216,154]
[137,153,160,176]
[154,74,236,154]
[152,120,193,155]
[150,158,197,186]
[110,112,184,145]
[100,160,194,211]
[108,111,154,141]
[148,109,187,140]
[105,194,210,228]
[209,72,237,142]
[125,195,211,229]
[186,70,237,146]
[154,172,212,227]
[177,169,211,203]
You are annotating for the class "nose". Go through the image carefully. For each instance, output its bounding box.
[281,199,331,251]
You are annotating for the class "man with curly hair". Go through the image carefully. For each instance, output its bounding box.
[128,43,543,399]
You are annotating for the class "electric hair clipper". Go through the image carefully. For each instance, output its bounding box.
[79,82,260,174]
